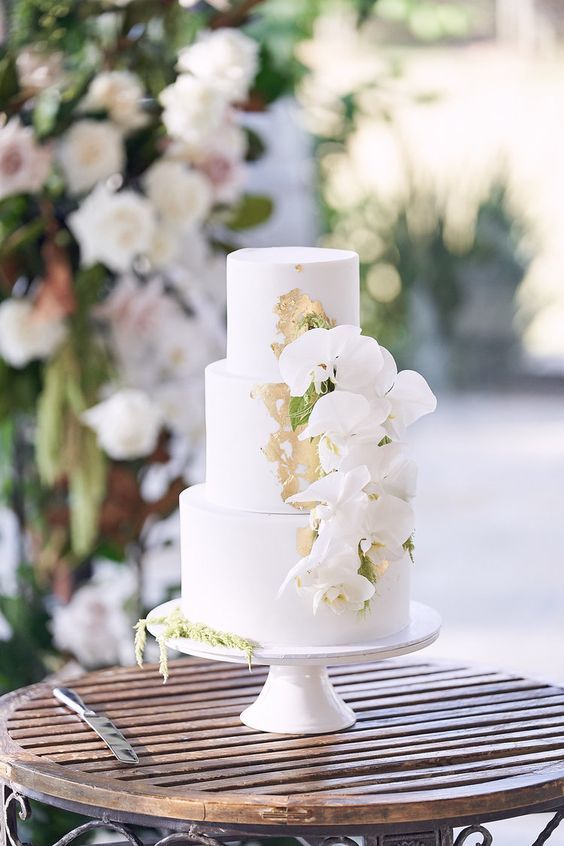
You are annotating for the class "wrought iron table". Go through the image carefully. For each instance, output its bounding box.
[1,656,563,846]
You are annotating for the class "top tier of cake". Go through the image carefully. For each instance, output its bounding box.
[226,246,360,381]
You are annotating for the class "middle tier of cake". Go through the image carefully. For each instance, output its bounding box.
[180,484,411,647]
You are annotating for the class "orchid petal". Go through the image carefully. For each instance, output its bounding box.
[332,331,384,392]
[366,493,415,547]
[278,327,331,396]
[389,369,437,427]
[300,390,371,438]
[277,555,311,597]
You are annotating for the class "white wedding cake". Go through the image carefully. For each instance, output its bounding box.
[180,246,436,647]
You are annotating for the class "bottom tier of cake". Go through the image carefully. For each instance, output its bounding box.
[180,485,411,647]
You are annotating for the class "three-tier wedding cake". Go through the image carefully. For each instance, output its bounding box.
[180,246,436,647]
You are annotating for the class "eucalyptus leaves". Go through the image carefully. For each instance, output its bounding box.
[278,324,436,616]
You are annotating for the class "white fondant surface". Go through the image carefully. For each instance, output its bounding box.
[180,485,411,647]
[205,359,313,513]
[226,247,359,381]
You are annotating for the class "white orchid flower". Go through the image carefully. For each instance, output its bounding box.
[278,530,354,596]
[368,347,437,438]
[279,535,374,615]
[340,441,418,502]
[359,493,415,565]
[279,324,384,397]
[298,390,389,472]
[308,561,375,615]
[287,464,371,535]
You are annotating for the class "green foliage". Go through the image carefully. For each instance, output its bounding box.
[354,183,527,372]
[0,360,42,420]
[36,339,109,558]
[20,803,90,846]
[135,606,256,681]
[244,126,268,162]
[376,0,472,42]
[226,193,274,230]
[298,311,333,331]
[357,549,379,586]
[252,43,293,104]
[0,50,20,111]
[9,0,94,52]
[288,378,333,431]
[33,71,93,139]
[36,350,66,485]
[0,565,54,694]
[35,273,111,559]
[68,426,106,558]
[288,383,318,431]
[403,534,415,562]
[125,123,164,178]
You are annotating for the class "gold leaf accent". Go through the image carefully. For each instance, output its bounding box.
[295,263,303,272]
[296,526,316,557]
[271,287,334,360]
[253,289,334,509]
[372,558,390,579]
[251,382,319,505]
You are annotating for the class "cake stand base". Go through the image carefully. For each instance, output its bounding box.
[147,600,441,735]
[240,664,356,734]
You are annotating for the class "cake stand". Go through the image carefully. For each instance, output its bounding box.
[147,600,441,735]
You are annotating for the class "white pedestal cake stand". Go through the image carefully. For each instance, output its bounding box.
[147,600,441,735]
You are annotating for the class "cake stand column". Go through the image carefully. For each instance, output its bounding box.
[240,664,355,735]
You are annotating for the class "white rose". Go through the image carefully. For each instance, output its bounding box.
[81,388,162,460]
[0,119,51,201]
[169,122,247,165]
[159,75,227,145]
[81,71,147,131]
[147,224,181,269]
[168,123,246,203]
[0,299,66,368]
[58,120,125,194]
[177,28,258,102]
[144,159,211,229]
[16,48,64,92]
[51,559,136,667]
[68,184,156,272]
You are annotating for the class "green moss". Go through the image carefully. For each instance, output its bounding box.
[134,607,255,682]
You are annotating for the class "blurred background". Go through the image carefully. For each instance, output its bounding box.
[0,0,563,842]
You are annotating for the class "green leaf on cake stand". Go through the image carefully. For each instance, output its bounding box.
[135,606,256,682]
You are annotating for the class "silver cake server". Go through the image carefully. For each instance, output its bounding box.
[53,687,139,765]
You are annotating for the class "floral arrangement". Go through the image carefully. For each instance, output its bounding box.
[0,1,277,684]
[278,322,436,615]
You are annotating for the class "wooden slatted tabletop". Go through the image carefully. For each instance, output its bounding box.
[1,657,564,832]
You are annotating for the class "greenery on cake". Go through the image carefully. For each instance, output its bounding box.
[288,378,334,431]
[135,606,255,682]
[298,311,334,332]
[277,322,437,617]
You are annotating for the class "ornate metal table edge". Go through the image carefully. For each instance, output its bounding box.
[2,785,563,846]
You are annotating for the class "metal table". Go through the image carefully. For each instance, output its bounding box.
[1,656,563,846]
